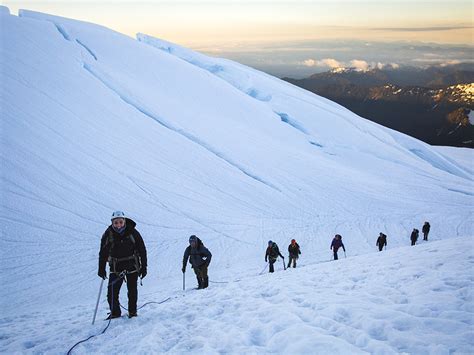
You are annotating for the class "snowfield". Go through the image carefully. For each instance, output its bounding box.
[0,5,473,354]
[1,238,473,354]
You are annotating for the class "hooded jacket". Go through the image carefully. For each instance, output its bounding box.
[422,223,430,234]
[288,242,301,258]
[376,234,387,247]
[330,237,346,252]
[98,218,147,273]
[265,242,284,261]
[183,237,212,269]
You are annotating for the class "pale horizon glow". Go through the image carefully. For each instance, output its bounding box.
[2,1,473,78]
[3,1,473,47]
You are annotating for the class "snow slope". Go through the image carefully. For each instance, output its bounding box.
[1,238,472,354]
[0,6,473,349]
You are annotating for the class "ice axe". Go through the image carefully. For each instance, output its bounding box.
[92,278,104,325]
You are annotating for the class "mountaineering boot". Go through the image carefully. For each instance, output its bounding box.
[196,275,203,289]
[128,312,137,318]
[105,313,121,320]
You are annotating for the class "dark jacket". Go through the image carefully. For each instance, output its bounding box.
[265,242,284,262]
[422,223,430,234]
[183,237,212,269]
[376,234,387,247]
[98,218,147,273]
[411,229,419,241]
[330,238,345,252]
[288,243,301,258]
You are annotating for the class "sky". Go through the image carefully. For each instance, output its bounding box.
[3,0,473,77]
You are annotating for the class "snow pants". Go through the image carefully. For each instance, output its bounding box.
[288,256,298,268]
[268,258,276,273]
[107,272,138,316]
[333,251,339,260]
[193,264,209,289]
[423,232,429,241]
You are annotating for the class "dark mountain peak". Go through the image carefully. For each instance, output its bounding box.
[297,64,474,88]
[284,64,473,147]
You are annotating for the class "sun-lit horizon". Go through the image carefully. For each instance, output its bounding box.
[4,1,473,45]
[2,1,473,78]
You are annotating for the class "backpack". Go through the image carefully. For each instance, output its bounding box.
[105,230,140,273]
[267,243,280,259]
[105,230,136,253]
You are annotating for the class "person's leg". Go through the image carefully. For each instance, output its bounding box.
[193,267,203,288]
[126,272,139,315]
[269,260,275,272]
[287,257,292,268]
[334,251,338,260]
[107,273,123,317]
[201,265,209,288]
[292,258,296,268]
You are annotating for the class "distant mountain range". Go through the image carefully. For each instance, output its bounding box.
[284,65,474,147]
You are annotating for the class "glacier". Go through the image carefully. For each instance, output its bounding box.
[0,6,473,354]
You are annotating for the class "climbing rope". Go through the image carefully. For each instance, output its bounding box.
[66,272,171,355]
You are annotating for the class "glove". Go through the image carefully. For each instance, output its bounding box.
[98,269,106,279]
[182,266,186,273]
[140,267,147,279]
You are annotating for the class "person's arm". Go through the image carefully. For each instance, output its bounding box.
[182,247,190,272]
[203,246,212,266]
[134,230,147,277]
[278,247,284,258]
[98,231,109,278]
[134,230,147,269]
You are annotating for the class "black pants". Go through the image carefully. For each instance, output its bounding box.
[423,232,429,241]
[107,272,138,316]
[268,259,276,272]
[411,240,416,246]
[193,264,208,288]
[288,256,297,268]
[378,245,384,251]
[333,251,339,260]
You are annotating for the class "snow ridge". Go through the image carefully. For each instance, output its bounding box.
[75,39,97,60]
[82,63,281,193]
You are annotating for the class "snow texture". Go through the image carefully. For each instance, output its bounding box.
[1,7,473,354]
[1,238,473,354]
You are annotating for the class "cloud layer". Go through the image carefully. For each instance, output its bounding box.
[199,40,474,78]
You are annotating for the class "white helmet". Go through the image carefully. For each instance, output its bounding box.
[111,210,126,221]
